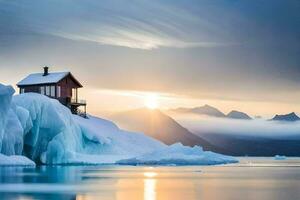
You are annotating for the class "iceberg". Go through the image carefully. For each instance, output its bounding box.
[0,84,27,156]
[13,92,165,164]
[0,83,237,166]
[0,83,165,165]
[117,143,238,165]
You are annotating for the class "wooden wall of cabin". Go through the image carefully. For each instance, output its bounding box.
[21,85,40,93]
[57,75,79,99]
[19,74,81,107]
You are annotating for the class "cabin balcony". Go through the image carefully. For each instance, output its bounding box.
[70,98,87,106]
[70,98,87,118]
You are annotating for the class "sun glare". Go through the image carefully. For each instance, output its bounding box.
[145,94,159,109]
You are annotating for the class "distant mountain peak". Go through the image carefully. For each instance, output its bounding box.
[171,104,226,118]
[110,107,218,151]
[226,110,252,120]
[192,105,225,116]
[272,112,300,122]
[203,104,213,108]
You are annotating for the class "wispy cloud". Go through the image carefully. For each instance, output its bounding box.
[0,0,235,50]
[1,0,299,109]
[52,29,233,50]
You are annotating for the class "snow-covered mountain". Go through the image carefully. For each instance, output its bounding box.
[0,84,237,166]
[170,105,253,120]
[109,108,218,151]
[171,105,226,118]
[271,112,300,122]
[226,110,252,120]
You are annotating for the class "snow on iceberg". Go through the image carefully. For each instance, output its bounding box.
[117,143,238,166]
[74,115,165,157]
[0,83,237,166]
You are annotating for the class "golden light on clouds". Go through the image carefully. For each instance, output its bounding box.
[80,88,300,118]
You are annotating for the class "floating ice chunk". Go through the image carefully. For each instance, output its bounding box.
[117,143,238,166]
[0,153,35,166]
[274,155,287,160]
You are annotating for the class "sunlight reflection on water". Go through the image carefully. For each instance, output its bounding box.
[1,158,300,200]
[144,171,157,200]
[144,178,156,200]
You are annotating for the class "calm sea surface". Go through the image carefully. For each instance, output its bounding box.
[0,157,300,200]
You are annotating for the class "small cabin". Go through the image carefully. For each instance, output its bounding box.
[17,67,87,117]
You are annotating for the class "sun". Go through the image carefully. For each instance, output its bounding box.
[145,94,159,109]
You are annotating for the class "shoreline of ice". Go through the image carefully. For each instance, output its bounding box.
[0,83,238,166]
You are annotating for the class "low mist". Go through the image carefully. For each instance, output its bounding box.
[169,113,300,139]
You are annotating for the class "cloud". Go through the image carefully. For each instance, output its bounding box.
[0,0,300,108]
[0,0,235,50]
[53,30,234,50]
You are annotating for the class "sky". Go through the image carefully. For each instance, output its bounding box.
[0,0,300,117]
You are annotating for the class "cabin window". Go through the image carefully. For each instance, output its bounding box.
[20,88,25,93]
[50,86,55,97]
[40,86,45,95]
[57,86,61,98]
[45,86,50,96]
[72,88,77,102]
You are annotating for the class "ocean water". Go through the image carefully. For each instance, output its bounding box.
[0,157,300,200]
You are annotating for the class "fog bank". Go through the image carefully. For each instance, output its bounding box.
[170,113,300,139]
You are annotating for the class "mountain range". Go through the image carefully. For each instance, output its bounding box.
[170,105,252,120]
[109,107,300,156]
[171,105,300,121]
[109,108,221,151]
[171,104,226,118]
